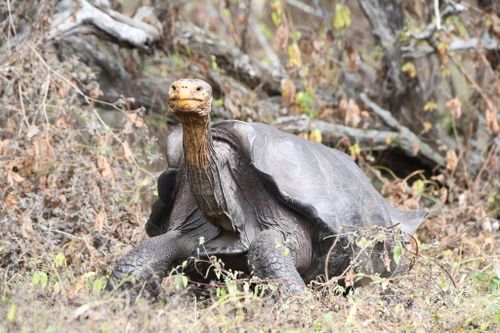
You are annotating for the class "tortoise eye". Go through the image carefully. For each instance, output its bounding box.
[172,85,177,90]
[196,86,202,91]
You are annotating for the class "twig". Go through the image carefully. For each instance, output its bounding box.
[449,53,497,113]
[285,0,323,17]
[40,74,53,149]
[323,233,341,281]
[401,233,419,271]
[6,0,17,40]
[434,0,441,30]
[359,93,445,166]
[404,35,500,59]
[405,2,465,40]
[473,141,498,189]
[424,255,457,288]
[17,85,30,129]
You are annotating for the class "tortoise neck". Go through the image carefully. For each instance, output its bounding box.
[178,114,213,168]
[178,114,233,231]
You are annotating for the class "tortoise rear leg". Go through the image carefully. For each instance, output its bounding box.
[247,229,307,293]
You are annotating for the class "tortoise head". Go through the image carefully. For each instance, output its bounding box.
[168,79,212,117]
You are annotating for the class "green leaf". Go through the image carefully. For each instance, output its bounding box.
[493,312,500,324]
[216,287,227,300]
[40,271,49,289]
[349,144,361,158]
[295,91,314,114]
[333,285,345,294]
[32,271,40,286]
[356,237,368,248]
[53,252,67,268]
[92,277,106,295]
[333,4,352,31]
[271,11,282,27]
[393,242,403,265]
[32,271,49,289]
[413,179,425,195]
[210,55,219,71]
[7,304,16,322]
[180,275,188,288]
[213,99,224,107]
[270,0,283,26]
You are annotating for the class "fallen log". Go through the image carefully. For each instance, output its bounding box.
[48,0,162,50]
[274,114,444,168]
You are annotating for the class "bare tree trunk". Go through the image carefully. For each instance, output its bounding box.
[358,0,425,134]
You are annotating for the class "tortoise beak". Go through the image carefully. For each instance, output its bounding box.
[169,98,204,111]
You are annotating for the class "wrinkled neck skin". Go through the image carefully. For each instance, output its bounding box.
[177,112,234,231]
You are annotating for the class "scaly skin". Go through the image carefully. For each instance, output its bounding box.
[106,231,193,297]
[247,230,307,293]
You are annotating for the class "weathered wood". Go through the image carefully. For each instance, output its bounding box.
[48,0,162,50]
[359,94,445,166]
[273,114,444,167]
[168,21,283,95]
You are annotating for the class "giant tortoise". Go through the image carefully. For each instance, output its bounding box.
[108,79,424,295]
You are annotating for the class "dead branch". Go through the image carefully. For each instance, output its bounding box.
[360,93,445,166]
[285,0,323,17]
[357,0,398,44]
[169,21,283,94]
[274,114,444,167]
[48,0,162,50]
[404,33,500,59]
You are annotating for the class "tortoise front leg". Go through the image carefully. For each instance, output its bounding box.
[106,231,192,297]
[247,229,307,293]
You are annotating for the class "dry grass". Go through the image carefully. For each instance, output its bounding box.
[1,4,499,333]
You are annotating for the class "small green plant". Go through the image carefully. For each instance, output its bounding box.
[53,253,67,268]
[333,4,352,31]
[295,91,317,118]
[32,271,49,289]
[7,304,16,322]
